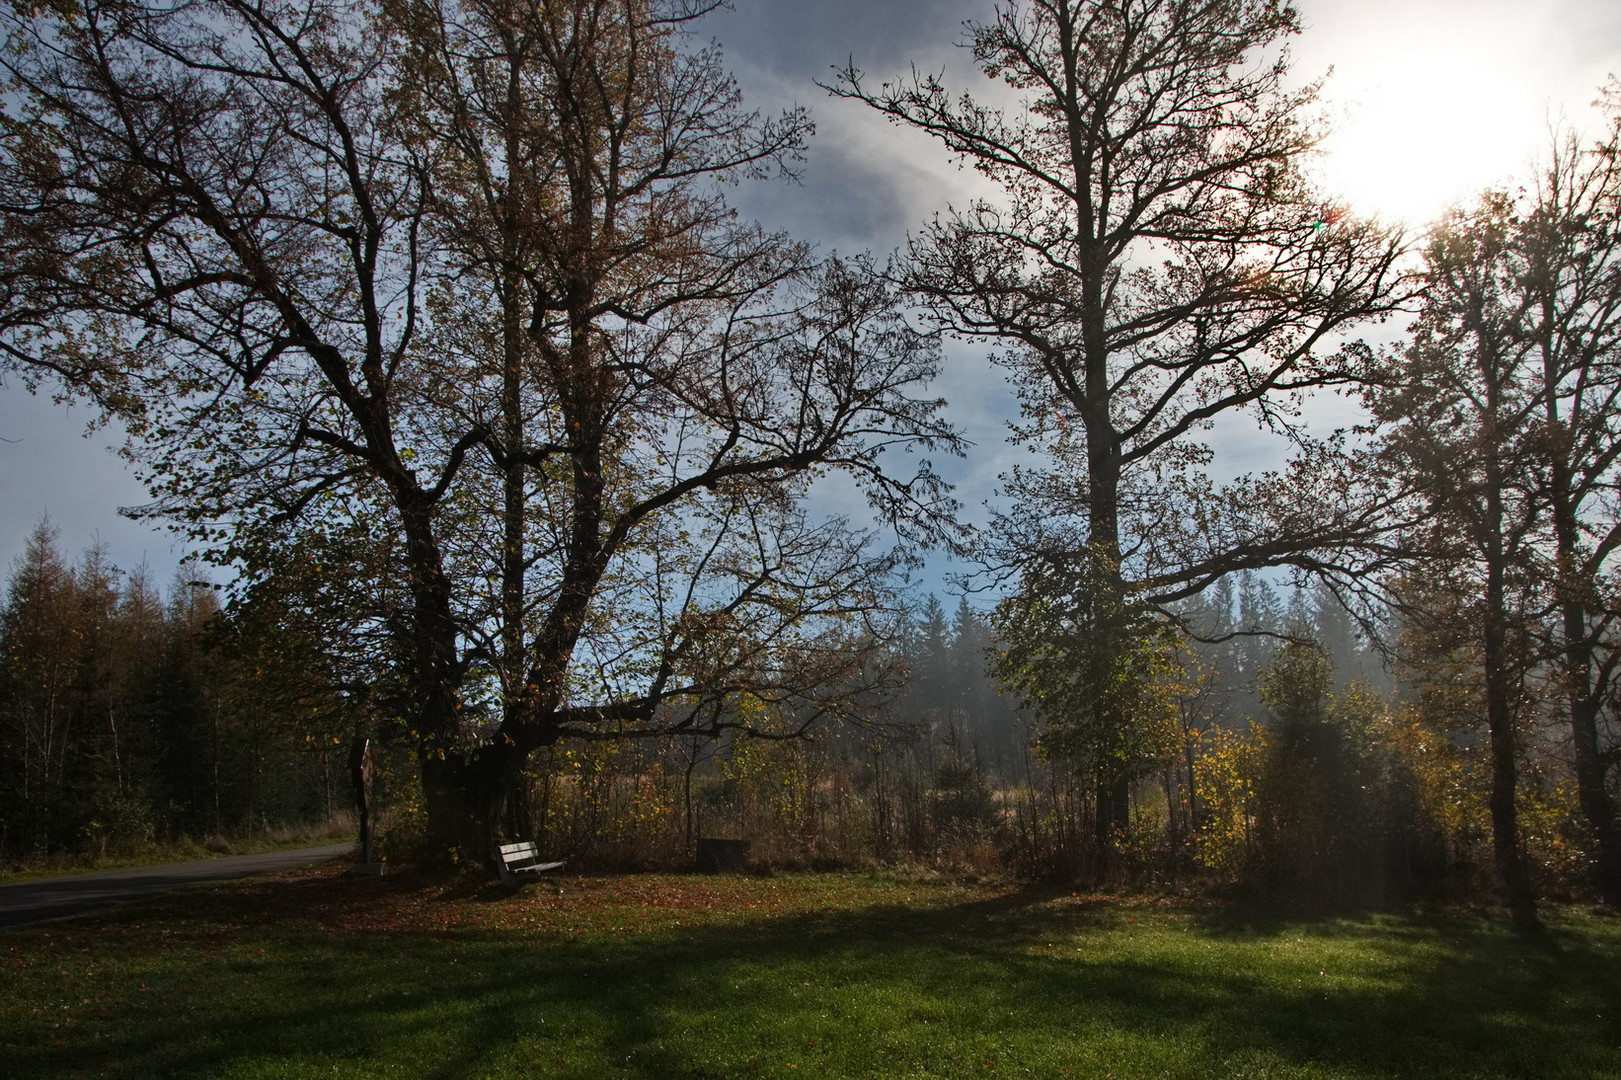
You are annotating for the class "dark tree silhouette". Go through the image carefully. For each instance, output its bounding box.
[832,0,1406,856]
[0,0,961,861]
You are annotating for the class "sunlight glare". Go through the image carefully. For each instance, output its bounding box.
[1311,35,1541,228]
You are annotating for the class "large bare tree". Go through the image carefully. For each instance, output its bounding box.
[831,0,1406,855]
[0,0,961,859]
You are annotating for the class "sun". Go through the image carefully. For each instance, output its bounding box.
[1309,32,1545,228]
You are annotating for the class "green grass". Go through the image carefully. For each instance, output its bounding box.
[2,867,1617,1078]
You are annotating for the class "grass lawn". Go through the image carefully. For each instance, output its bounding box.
[1,866,1617,1079]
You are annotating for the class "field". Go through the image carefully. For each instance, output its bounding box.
[2,865,1618,1079]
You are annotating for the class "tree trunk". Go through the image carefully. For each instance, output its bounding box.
[1569,684,1621,901]
[420,740,533,869]
[1093,769,1131,872]
[1548,451,1621,906]
[1481,427,1538,928]
[419,754,485,866]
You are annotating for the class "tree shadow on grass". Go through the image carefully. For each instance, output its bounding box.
[6,875,1618,1079]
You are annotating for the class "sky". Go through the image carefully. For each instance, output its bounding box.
[2,0,1620,599]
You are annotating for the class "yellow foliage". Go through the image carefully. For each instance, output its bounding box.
[1190,722,1267,873]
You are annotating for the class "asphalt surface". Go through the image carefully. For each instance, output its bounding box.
[0,842,355,927]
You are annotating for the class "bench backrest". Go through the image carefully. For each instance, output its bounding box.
[498,841,541,863]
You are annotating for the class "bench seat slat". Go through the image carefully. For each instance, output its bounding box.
[509,859,564,873]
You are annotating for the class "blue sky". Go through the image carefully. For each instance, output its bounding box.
[3,0,1619,598]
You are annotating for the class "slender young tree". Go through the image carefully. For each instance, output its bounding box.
[1374,98,1621,914]
[1518,104,1621,908]
[1369,197,1547,926]
[832,0,1405,853]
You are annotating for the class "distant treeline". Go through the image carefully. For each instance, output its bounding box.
[0,521,1604,909]
[0,523,348,862]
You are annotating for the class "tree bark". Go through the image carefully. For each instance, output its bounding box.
[1481,386,1538,928]
[420,738,536,867]
[1545,403,1621,907]
[1560,595,1621,906]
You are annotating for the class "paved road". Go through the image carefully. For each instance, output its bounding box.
[0,843,355,927]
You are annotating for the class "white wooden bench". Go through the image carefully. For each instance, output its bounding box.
[495,841,565,889]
